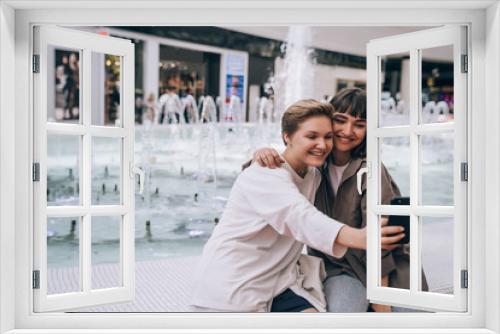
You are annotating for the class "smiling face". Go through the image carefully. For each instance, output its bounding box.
[284,115,334,170]
[332,112,367,154]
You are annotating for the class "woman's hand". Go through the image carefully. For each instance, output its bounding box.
[336,218,404,250]
[380,218,405,251]
[253,147,284,169]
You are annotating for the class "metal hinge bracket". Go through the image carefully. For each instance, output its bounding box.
[32,270,40,289]
[461,162,468,182]
[461,54,468,73]
[32,55,40,73]
[33,163,40,182]
[461,270,468,289]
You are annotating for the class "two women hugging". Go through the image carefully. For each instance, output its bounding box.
[190,88,426,313]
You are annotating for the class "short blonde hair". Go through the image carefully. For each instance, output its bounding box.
[281,99,334,145]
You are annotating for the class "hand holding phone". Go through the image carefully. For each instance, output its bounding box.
[380,218,405,250]
[388,197,410,244]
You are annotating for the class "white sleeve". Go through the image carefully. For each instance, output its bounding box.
[156,96,163,110]
[192,96,198,111]
[191,97,199,121]
[176,95,183,109]
[238,166,347,258]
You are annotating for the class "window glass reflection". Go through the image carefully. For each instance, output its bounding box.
[48,47,81,123]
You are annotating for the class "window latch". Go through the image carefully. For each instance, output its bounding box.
[356,162,371,195]
[129,162,145,195]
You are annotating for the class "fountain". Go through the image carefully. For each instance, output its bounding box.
[274,26,316,118]
[139,118,156,210]
[195,122,217,205]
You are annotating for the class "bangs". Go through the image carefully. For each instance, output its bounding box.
[331,87,366,120]
[347,98,366,120]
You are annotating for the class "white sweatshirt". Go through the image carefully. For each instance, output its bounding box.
[191,162,347,312]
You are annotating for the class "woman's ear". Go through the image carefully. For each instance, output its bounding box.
[283,133,290,146]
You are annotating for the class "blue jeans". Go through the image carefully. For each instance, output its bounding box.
[324,274,420,312]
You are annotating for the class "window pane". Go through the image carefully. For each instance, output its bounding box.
[420,45,454,124]
[47,46,81,124]
[92,137,122,205]
[135,124,220,260]
[47,134,81,206]
[379,137,410,204]
[378,215,409,290]
[92,216,121,289]
[91,53,122,127]
[379,52,410,127]
[47,217,80,294]
[421,132,454,206]
[421,216,453,294]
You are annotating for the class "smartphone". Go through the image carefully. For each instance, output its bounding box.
[388,196,410,244]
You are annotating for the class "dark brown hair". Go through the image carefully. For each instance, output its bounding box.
[281,99,334,145]
[330,87,367,158]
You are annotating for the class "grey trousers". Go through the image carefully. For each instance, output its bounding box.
[324,274,419,312]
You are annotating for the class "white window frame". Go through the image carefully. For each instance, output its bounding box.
[365,25,468,312]
[0,1,499,333]
[32,26,136,312]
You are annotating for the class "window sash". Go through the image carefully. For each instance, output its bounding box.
[33,25,136,312]
[366,25,468,312]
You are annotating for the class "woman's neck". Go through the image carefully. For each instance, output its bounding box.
[332,149,352,166]
[283,149,308,178]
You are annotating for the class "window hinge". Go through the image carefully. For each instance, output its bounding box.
[461,162,468,182]
[461,54,468,73]
[32,163,40,182]
[32,270,40,289]
[461,270,468,289]
[32,55,40,73]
